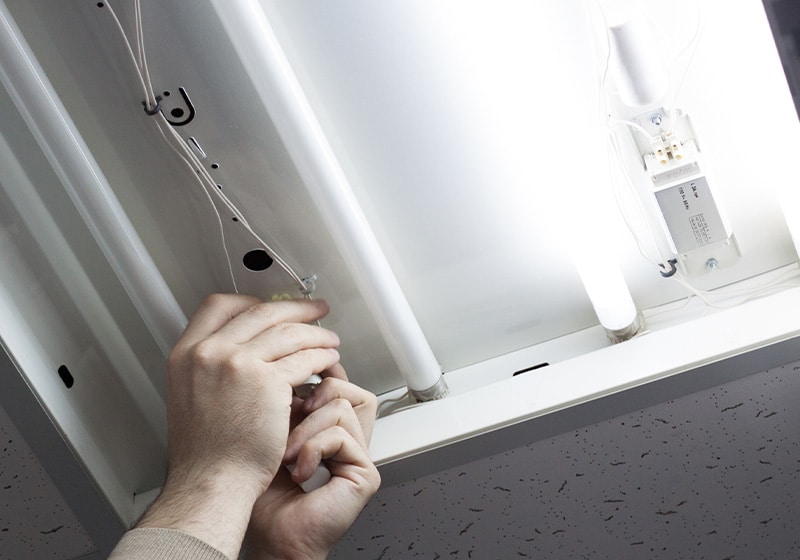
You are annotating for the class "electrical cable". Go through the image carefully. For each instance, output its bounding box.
[376,389,428,417]
[101,0,311,298]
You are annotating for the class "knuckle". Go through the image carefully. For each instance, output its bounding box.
[329,424,350,440]
[368,464,382,492]
[189,340,220,369]
[330,397,352,414]
[324,347,341,364]
[248,301,276,317]
[201,292,228,308]
[362,390,378,410]
[219,351,252,376]
[271,321,300,339]
[188,340,254,379]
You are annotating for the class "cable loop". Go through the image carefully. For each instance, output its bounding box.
[142,95,162,116]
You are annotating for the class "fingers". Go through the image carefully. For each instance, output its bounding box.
[272,348,342,388]
[290,426,380,494]
[321,362,348,381]
[303,377,378,443]
[177,293,261,348]
[285,398,368,462]
[171,295,341,388]
[177,295,331,349]
[249,322,340,364]
[215,298,331,344]
[284,377,379,489]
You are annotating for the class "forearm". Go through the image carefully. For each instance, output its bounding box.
[136,468,265,560]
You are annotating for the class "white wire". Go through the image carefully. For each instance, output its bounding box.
[149,115,240,291]
[102,0,310,296]
[675,265,800,308]
[102,1,151,108]
[152,110,309,293]
[376,390,427,417]
[133,0,156,108]
[665,1,705,113]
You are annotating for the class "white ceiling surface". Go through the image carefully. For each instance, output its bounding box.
[0,406,95,560]
[331,358,800,560]
[5,0,798,400]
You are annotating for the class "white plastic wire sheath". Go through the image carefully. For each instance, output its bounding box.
[104,0,308,295]
[207,0,446,395]
[0,2,187,356]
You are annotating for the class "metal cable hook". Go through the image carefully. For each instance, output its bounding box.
[142,86,196,126]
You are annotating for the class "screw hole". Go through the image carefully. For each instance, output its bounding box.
[170,107,185,119]
[57,365,74,389]
[96,2,105,7]
[232,216,239,222]
[243,249,274,271]
[211,163,220,170]
[162,90,171,97]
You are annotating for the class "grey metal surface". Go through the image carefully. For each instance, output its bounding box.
[0,348,122,559]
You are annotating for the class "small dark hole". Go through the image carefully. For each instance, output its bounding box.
[96,2,105,7]
[513,362,549,376]
[216,184,223,190]
[243,249,274,271]
[232,216,239,222]
[170,107,185,119]
[57,365,74,389]
[211,163,220,170]
[162,90,171,97]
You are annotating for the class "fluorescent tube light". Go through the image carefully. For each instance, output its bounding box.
[208,0,448,401]
[0,1,187,356]
[573,249,641,343]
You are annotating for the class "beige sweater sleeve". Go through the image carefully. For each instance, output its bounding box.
[108,528,230,560]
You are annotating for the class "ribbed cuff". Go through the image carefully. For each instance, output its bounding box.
[108,528,229,560]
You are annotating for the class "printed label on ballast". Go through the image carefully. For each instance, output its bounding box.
[654,176,726,252]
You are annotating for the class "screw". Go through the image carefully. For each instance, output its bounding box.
[650,114,663,126]
[706,258,719,271]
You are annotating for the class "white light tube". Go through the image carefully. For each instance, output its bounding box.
[0,1,187,356]
[208,0,448,401]
[604,3,668,108]
[573,248,641,343]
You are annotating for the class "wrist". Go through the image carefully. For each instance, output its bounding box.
[138,467,268,559]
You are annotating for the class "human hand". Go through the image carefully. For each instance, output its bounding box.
[244,367,381,560]
[138,294,342,559]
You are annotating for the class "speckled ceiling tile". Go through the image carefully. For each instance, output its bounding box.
[0,405,95,560]
[332,360,800,559]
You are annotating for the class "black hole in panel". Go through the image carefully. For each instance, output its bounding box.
[512,362,549,376]
[211,163,220,170]
[57,365,74,389]
[243,249,274,271]
[170,107,185,119]
[162,90,171,97]
[96,2,105,7]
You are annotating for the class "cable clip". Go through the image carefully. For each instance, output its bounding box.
[659,258,678,278]
[300,275,318,295]
[142,95,162,116]
[141,87,196,126]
